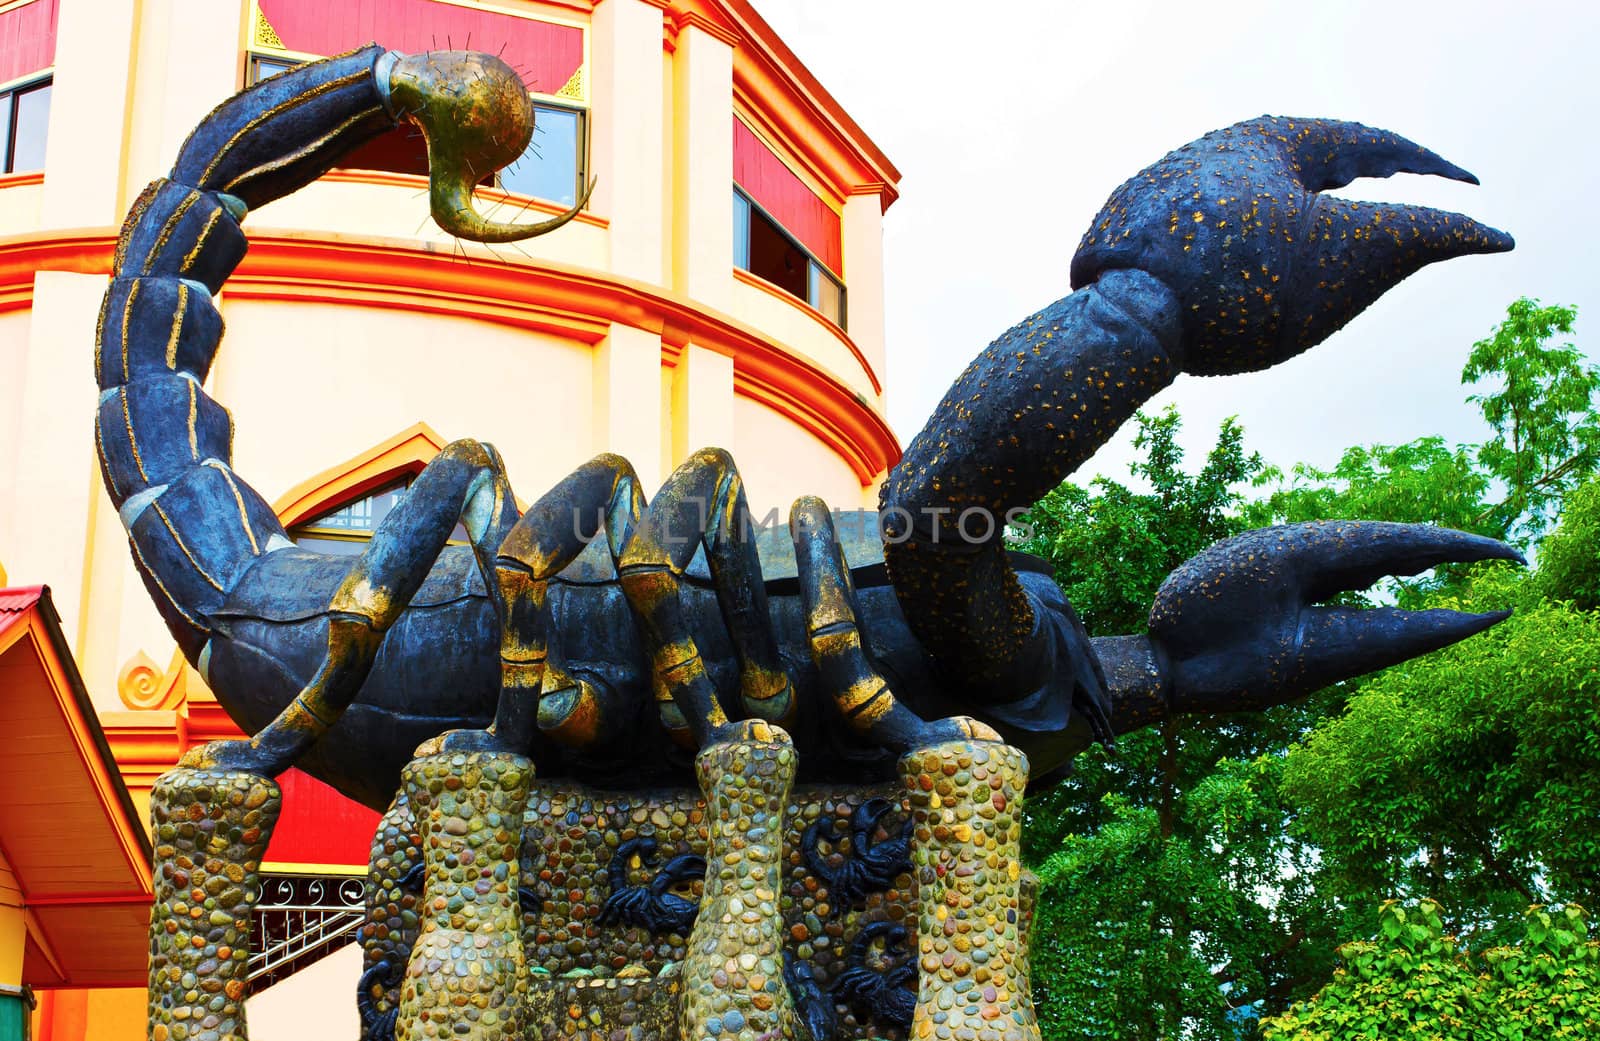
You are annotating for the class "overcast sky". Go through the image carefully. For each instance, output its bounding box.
[749,0,1600,487]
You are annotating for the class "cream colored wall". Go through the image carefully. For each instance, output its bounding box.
[3,272,103,666]
[669,344,735,465]
[733,396,872,518]
[245,941,361,1041]
[0,180,43,236]
[215,298,597,505]
[670,25,734,310]
[0,312,30,542]
[250,180,610,270]
[840,191,888,377]
[591,0,666,283]
[37,0,138,227]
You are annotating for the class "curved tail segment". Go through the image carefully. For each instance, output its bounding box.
[95,46,403,660]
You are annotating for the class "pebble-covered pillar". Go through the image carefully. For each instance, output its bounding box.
[399,751,533,1041]
[147,768,282,1041]
[680,721,799,1041]
[359,790,421,1041]
[900,740,1039,1041]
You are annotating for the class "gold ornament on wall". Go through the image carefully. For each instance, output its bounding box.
[117,648,191,711]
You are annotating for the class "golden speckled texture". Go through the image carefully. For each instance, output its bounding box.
[361,778,923,1041]
[679,724,800,1041]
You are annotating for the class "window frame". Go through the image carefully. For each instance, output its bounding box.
[498,97,588,209]
[245,52,590,211]
[287,475,469,555]
[0,72,52,175]
[733,186,847,330]
[248,54,300,84]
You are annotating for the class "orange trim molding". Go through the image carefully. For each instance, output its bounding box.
[653,2,900,211]
[0,170,43,190]
[719,0,900,211]
[228,230,901,483]
[0,230,113,312]
[0,227,900,484]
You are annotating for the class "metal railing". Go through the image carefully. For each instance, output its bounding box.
[249,874,367,990]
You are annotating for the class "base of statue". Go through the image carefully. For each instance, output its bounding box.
[147,731,1040,1041]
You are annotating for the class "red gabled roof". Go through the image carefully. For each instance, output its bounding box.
[0,586,154,988]
[0,584,44,619]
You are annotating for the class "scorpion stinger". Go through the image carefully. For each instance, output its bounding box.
[879,115,1514,731]
[387,50,596,243]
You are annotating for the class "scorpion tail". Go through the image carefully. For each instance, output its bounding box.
[609,837,655,896]
[96,46,403,661]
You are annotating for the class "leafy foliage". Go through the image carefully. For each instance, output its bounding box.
[1464,298,1599,539]
[1015,406,1262,636]
[1537,475,1600,610]
[1016,298,1596,1037]
[1249,298,1597,552]
[1261,900,1600,1040]
[1280,562,1600,942]
[1016,410,1340,1039]
[1244,437,1494,536]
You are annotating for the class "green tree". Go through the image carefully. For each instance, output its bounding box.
[1244,437,1494,537]
[1535,474,1600,610]
[1464,298,1598,539]
[1280,483,1600,944]
[1249,298,1596,551]
[1261,900,1600,1040]
[1015,410,1344,1039]
[1016,299,1597,1037]
[1263,298,1600,947]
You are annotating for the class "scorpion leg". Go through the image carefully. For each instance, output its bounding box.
[790,496,1001,753]
[438,454,645,753]
[183,439,518,775]
[617,449,787,746]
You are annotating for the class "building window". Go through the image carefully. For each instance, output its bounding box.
[247,56,585,207]
[289,477,466,556]
[500,103,585,208]
[250,55,297,82]
[734,188,846,328]
[1,76,50,174]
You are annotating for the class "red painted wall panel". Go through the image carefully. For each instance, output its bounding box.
[0,0,58,87]
[734,118,841,275]
[263,767,383,869]
[259,0,582,96]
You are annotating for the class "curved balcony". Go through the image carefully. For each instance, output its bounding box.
[728,266,881,405]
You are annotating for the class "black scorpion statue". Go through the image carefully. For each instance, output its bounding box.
[97,46,1519,803]
[596,837,707,936]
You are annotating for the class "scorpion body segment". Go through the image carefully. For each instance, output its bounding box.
[802,797,912,908]
[831,921,917,1031]
[101,49,1523,812]
[596,837,706,937]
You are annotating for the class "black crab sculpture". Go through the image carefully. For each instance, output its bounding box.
[104,46,1517,1041]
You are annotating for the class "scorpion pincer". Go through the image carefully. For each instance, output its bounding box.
[96,49,1521,808]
